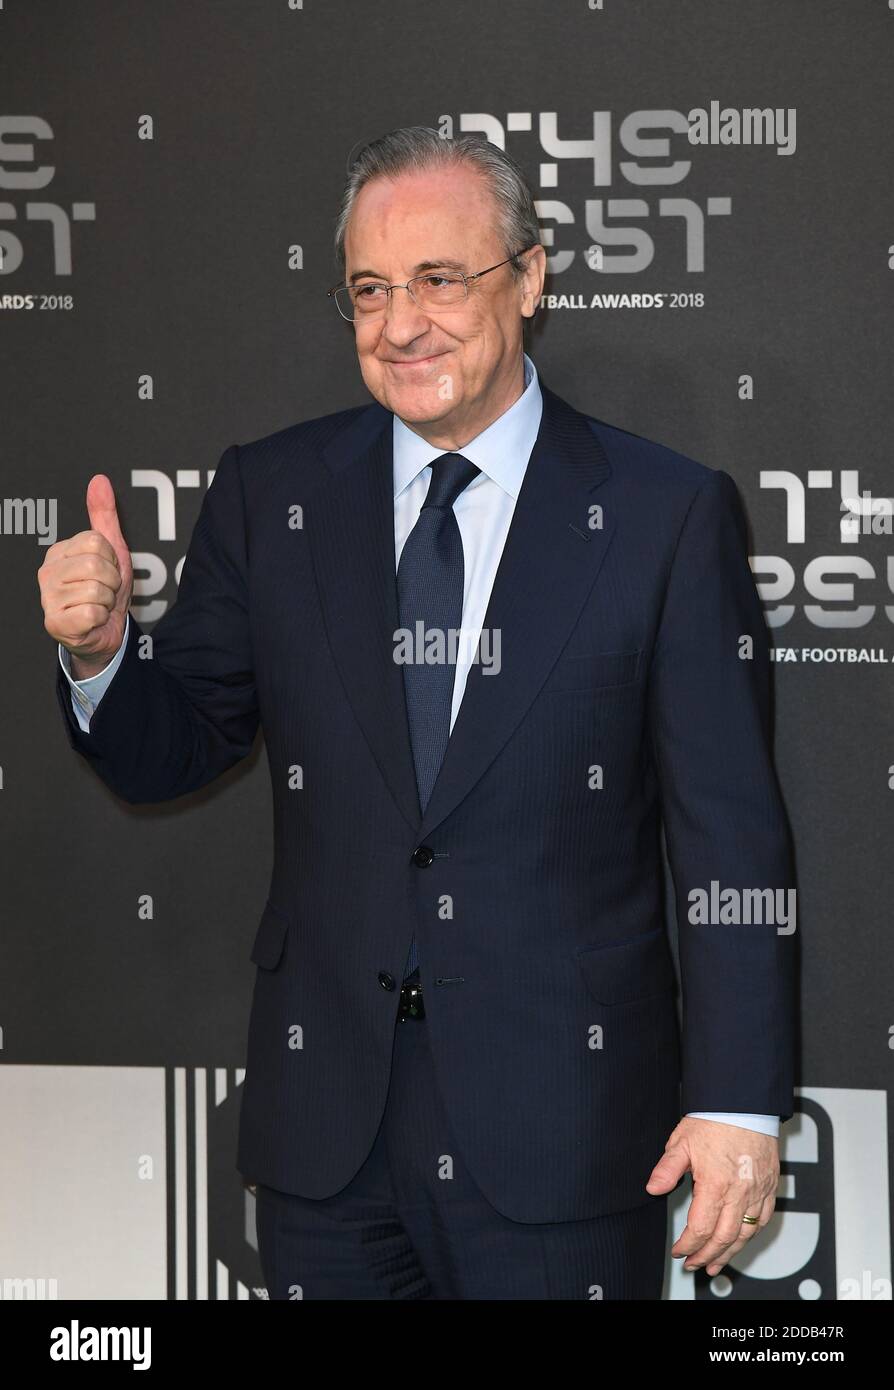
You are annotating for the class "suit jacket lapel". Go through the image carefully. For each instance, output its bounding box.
[306,403,423,833]
[305,380,615,840]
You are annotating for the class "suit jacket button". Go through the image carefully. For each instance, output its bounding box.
[412,845,435,867]
[378,971,396,991]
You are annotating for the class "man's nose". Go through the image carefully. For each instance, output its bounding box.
[380,286,431,343]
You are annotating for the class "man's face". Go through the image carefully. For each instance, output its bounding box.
[342,164,544,444]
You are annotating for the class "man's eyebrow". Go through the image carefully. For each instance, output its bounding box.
[413,258,468,274]
[348,258,468,284]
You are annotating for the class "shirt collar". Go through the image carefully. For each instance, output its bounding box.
[392,352,542,501]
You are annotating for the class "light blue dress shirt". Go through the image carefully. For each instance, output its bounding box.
[58,351,779,1138]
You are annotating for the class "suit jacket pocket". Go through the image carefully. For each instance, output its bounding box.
[541,648,641,694]
[249,898,292,970]
[574,926,676,1004]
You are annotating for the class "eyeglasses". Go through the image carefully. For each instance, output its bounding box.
[328,248,534,322]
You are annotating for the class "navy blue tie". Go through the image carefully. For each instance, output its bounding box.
[398,452,481,978]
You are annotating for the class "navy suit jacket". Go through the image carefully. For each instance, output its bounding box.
[57,378,797,1223]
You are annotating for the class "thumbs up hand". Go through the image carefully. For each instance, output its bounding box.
[38,474,135,675]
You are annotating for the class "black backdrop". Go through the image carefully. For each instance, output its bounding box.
[1,0,891,1301]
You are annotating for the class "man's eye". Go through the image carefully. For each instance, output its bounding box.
[423,276,451,289]
[355,284,386,298]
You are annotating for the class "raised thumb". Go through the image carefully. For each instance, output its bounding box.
[86,473,129,564]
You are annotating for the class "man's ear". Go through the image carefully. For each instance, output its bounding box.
[520,244,547,318]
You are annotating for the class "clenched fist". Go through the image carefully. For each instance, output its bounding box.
[38,474,134,679]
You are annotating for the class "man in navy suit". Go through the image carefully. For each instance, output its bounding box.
[39,126,796,1299]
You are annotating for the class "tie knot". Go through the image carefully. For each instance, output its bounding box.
[422,453,481,512]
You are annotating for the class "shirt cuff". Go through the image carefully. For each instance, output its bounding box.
[58,613,130,729]
[686,1111,780,1138]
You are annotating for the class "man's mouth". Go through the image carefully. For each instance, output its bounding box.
[385,352,448,369]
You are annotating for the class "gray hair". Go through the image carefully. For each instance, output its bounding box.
[333,125,541,280]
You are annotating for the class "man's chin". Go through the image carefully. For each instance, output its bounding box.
[374,381,459,424]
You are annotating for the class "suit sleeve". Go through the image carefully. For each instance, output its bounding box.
[56,443,259,803]
[646,468,797,1122]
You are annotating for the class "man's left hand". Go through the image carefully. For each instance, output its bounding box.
[645,1117,779,1275]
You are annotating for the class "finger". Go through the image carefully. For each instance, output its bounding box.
[692,1189,778,1273]
[719,1189,778,1261]
[56,551,122,593]
[704,1236,749,1274]
[683,1202,750,1270]
[671,1186,726,1259]
[702,1223,764,1275]
[57,579,119,612]
[54,604,113,640]
[690,1202,768,1274]
[58,529,121,570]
